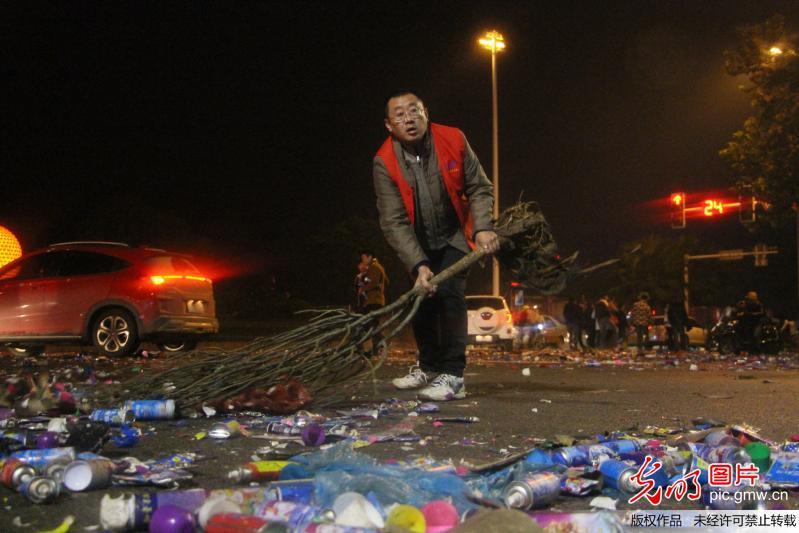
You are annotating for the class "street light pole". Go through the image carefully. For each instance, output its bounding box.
[478,30,506,296]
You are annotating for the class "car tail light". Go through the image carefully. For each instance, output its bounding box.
[150,274,212,285]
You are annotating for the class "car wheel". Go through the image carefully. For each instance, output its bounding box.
[8,345,45,357]
[157,340,198,353]
[91,308,139,357]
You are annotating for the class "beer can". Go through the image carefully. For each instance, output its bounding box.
[525,449,555,465]
[19,476,60,503]
[264,480,315,504]
[11,447,76,469]
[90,408,135,426]
[0,458,37,489]
[551,445,590,466]
[63,458,116,492]
[502,471,561,510]
[604,439,642,455]
[123,399,176,420]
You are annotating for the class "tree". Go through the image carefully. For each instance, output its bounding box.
[720,15,799,228]
[613,234,697,307]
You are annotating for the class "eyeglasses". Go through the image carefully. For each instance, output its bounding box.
[389,106,424,124]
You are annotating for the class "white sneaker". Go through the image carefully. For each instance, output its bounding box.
[417,374,466,401]
[391,366,431,390]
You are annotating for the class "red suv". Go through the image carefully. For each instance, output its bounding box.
[0,242,219,356]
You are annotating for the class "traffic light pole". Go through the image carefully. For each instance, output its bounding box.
[683,247,779,312]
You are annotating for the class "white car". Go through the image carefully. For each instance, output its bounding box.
[466,295,517,348]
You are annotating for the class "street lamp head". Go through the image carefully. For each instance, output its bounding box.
[478,30,506,53]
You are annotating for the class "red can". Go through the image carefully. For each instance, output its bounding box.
[205,513,269,533]
[1,458,37,489]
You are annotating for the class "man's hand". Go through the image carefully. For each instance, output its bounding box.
[475,230,500,254]
[414,265,436,294]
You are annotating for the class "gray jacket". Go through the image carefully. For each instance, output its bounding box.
[373,128,494,273]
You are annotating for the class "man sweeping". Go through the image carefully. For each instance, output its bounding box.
[372,90,499,401]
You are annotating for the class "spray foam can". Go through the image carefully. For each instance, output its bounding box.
[90,407,135,426]
[10,447,76,470]
[502,471,562,510]
[63,458,116,492]
[0,458,37,489]
[227,460,295,483]
[19,476,60,503]
[123,399,176,420]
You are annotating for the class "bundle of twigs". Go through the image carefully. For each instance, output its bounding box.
[110,202,579,409]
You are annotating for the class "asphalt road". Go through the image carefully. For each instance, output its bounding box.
[2,342,798,530]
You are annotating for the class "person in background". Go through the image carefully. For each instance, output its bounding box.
[358,250,388,312]
[353,261,370,313]
[629,292,652,356]
[579,295,594,349]
[666,298,689,352]
[563,296,582,351]
[593,296,615,349]
[373,90,498,401]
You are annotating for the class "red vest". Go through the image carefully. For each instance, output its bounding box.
[375,123,475,249]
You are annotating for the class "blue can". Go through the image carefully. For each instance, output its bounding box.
[124,400,176,420]
[599,459,640,493]
[604,439,642,455]
[11,447,76,469]
[90,408,135,426]
[265,480,315,504]
[552,445,590,466]
[525,449,555,465]
[0,430,35,447]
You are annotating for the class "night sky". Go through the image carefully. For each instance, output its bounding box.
[2,1,798,305]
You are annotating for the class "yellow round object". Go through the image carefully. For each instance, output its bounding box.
[386,504,426,533]
[0,225,22,268]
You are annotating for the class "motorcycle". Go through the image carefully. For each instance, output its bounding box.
[709,313,782,354]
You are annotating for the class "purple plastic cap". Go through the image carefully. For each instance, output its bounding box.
[149,505,195,533]
[301,423,326,447]
[37,431,60,449]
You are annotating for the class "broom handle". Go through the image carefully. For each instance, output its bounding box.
[426,237,509,288]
